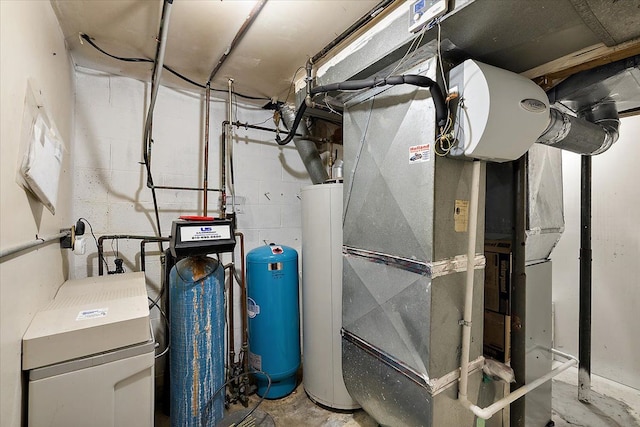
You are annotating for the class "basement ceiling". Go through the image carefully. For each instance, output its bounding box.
[51,0,382,102]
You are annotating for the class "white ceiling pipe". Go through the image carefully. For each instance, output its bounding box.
[458,159,482,402]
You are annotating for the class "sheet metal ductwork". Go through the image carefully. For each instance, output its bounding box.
[536,105,620,155]
[279,105,329,185]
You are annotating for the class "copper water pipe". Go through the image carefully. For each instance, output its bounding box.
[228,264,236,366]
[235,231,249,375]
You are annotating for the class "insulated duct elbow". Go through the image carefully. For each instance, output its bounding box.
[280,105,329,185]
[536,105,619,155]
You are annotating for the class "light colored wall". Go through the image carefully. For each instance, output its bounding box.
[0,1,75,425]
[552,114,640,390]
[72,69,311,379]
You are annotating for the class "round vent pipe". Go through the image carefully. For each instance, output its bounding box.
[279,105,329,185]
[536,103,620,155]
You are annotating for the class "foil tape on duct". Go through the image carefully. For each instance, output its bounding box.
[526,144,565,262]
[341,59,485,426]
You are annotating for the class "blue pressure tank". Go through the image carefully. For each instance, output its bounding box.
[170,256,225,427]
[246,244,300,398]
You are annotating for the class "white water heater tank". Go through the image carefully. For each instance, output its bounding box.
[301,183,359,410]
[449,59,550,162]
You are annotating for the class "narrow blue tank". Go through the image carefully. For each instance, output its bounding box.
[170,256,225,427]
[246,244,300,398]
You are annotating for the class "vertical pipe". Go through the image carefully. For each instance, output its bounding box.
[221,122,227,218]
[98,237,105,276]
[204,85,211,216]
[227,80,234,216]
[578,155,592,403]
[228,264,236,364]
[236,232,249,377]
[141,240,146,272]
[458,160,481,401]
[142,0,173,239]
[510,155,528,427]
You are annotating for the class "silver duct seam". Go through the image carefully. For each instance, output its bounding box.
[280,105,329,185]
[536,105,620,155]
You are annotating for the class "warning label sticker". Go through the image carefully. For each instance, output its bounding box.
[409,144,430,164]
[454,199,469,232]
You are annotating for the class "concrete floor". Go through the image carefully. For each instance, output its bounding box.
[156,367,640,426]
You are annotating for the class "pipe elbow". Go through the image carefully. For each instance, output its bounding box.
[536,106,620,156]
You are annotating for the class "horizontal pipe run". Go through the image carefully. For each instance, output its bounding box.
[460,348,578,420]
[276,74,447,146]
[226,121,301,137]
[153,185,222,192]
[98,235,170,276]
[0,231,70,261]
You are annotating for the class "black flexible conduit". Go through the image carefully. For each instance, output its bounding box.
[275,75,447,146]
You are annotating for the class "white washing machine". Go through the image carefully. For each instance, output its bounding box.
[22,272,155,427]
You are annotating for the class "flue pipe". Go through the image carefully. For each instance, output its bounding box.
[279,105,329,184]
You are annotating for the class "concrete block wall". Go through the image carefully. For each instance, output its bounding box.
[72,68,311,381]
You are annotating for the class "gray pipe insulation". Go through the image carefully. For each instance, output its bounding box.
[536,103,619,155]
[280,105,329,185]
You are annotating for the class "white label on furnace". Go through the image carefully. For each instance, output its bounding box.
[76,308,108,320]
[180,225,231,242]
[409,144,430,164]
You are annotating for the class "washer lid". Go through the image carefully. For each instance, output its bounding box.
[22,272,150,370]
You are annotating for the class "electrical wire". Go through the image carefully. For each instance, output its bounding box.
[433,20,455,155]
[148,296,170,359]
[436,21,449,94]
[79,33,270,101]
[323,94,343,117]
[343,95,375,226]
[387,22,428,77]
[79,217,110,272]
[202,370,272,427]
[281,65,305,104]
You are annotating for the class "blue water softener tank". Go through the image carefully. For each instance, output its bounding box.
[246,244,300,398]
[170,256,225,427]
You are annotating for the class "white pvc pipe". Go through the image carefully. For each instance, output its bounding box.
[455,159,580,420]
[459,160,482,399]
[0,231,69,261]
[460,348,578,420]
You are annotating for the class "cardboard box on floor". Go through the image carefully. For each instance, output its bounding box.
[484,310,511,362]
[484,240,511,314]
